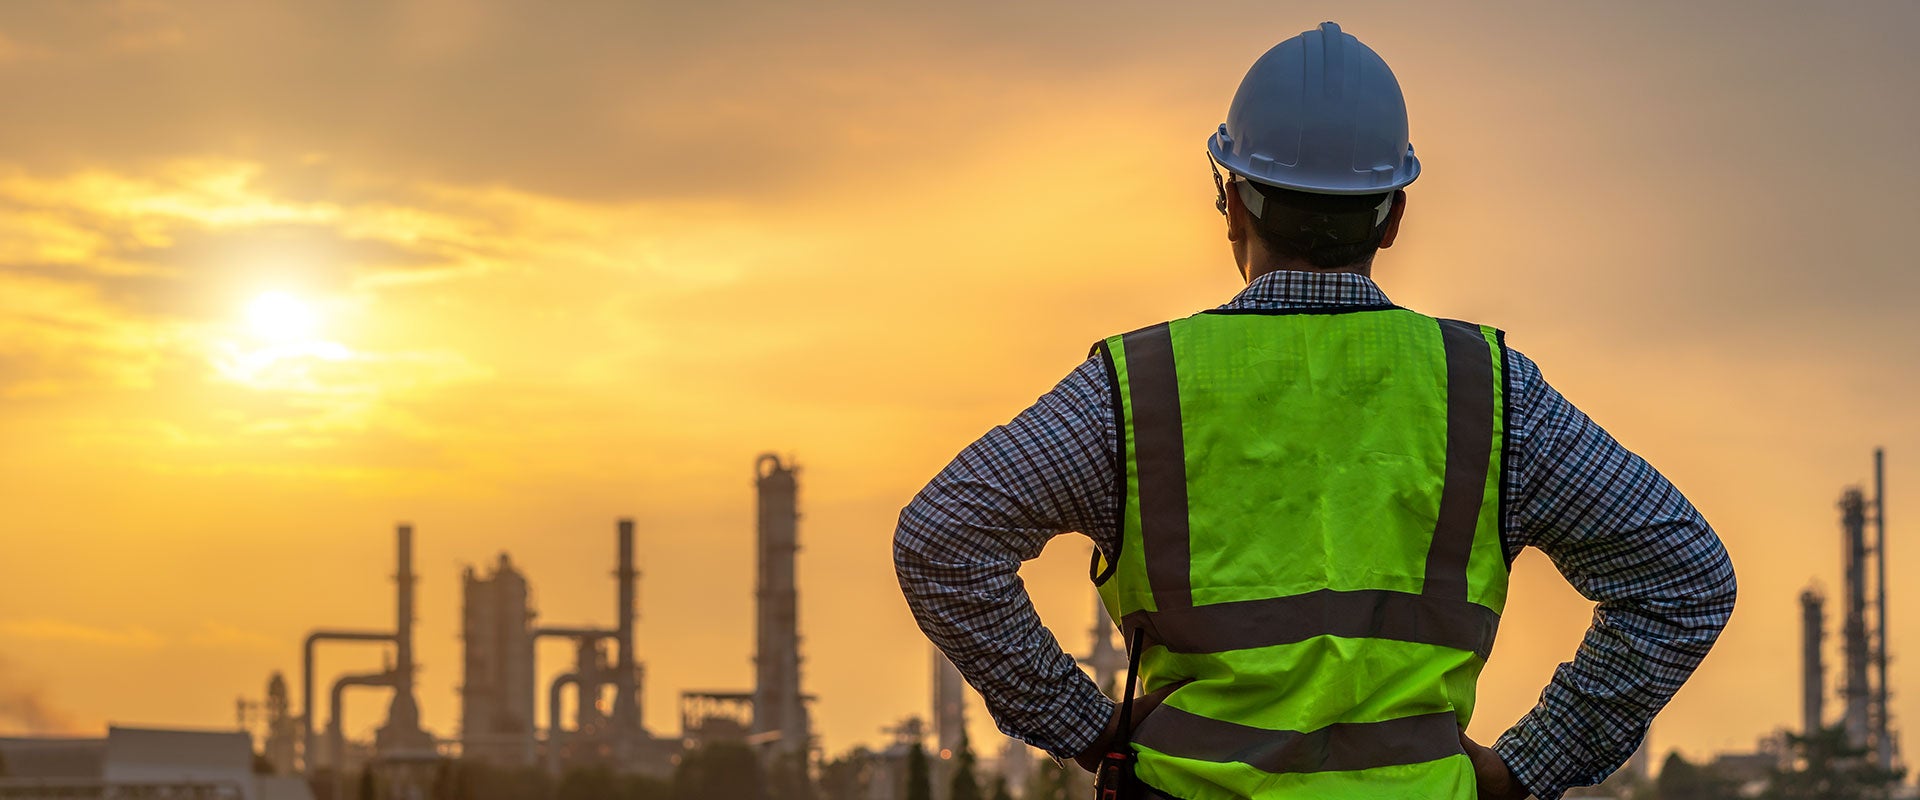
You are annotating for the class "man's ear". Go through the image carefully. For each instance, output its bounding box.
[1225,181,1251,244]
[1378,190,1408,249]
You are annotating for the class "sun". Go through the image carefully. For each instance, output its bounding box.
[246,290,319,343]
[212,291,351,388]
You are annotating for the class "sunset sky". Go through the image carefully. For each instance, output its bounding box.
[3,0,1919,770]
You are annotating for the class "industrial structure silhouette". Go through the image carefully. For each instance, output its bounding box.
[0,450,1904,800]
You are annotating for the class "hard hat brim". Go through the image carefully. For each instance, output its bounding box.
[1206,131,1420,196]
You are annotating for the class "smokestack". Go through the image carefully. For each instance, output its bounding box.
[611,518,642,744]
[1801,587,1825,737]
[1872,449,1895,772]
[375,523,432,755]
[752,454,809,758]
[397,525,414,696]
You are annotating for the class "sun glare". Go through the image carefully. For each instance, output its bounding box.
[212,290,352,388]
[247,291,318,342]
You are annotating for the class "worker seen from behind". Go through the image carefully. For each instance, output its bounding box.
[893,21,1736,800]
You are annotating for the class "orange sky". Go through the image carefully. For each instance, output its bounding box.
[3,0,1919,769]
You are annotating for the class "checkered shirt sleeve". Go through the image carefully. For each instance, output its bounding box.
[1490,350,1737,799]
[892,272,1735,798]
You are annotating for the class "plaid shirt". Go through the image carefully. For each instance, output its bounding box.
[893,270,1736,800]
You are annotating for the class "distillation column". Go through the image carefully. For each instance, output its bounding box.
[1800,588,1826,738]
[751,454,810,758]
[461,554,536,766]
[1841,489,1872,751]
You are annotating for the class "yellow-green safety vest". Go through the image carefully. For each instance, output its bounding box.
[1092,305,1509,800]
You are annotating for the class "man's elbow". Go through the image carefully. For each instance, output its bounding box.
[1681,528,1738,640]
[892,495,937,586]
[1702,527,1738,610]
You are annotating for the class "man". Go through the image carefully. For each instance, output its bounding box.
[895,22,1734,800]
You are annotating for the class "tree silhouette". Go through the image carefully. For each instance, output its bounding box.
[1764,726,1906,800]
[1656,752,1736,800]
[558,765,619,800]
[1022,761,1068,800]
[988,775,1012,800]
[906,742,932,800]
[356,766,377,800]
[674,742,768,800]
[948,728,980,800]
[818,749,874,800]
[766,750,815,800]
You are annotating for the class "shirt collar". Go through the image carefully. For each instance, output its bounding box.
[1220,270,1394,311]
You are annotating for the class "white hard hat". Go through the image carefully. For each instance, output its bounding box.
[1207,22,1420,196]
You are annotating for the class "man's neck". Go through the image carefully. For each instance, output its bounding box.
[1243,260,1373,284]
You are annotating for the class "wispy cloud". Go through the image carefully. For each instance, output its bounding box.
[185,622,277,653]
[0,618,165,650]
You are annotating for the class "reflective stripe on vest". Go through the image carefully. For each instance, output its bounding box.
[1094,308,1508,799]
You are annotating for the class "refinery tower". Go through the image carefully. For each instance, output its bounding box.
[1802,449,1900,772]
[752,454,813,758]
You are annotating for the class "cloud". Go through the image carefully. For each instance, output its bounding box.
[0,160,494,400]
[0,271,170,397]
[0,2,1166,203]
[0,618,164,650]
[185,622,277,653]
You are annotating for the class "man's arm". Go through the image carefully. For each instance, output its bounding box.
[1493,350,1738,800]
[894,357,1120,761]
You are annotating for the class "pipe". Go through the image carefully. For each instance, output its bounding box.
[330,671,396,800]
[534,628,615,640]
[546,672,581,775]
[303,631,394,774]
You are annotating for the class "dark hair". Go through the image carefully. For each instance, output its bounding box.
[1243,182,1394,269]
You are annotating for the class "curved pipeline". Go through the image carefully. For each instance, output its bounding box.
[532,627,614,773]
[545,671,582,775]
[329,670,396,800]
[302,630,394,775]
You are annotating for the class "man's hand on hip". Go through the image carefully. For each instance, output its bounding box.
[1071,688,1173,772]
[1459,731,1529,800]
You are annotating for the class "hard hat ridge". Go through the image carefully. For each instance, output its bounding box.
[1208,21,1420,196]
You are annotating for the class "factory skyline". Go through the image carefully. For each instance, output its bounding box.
[221,448,1903,790]
[272,456,812,781]
[7,445,1912,782]
[1,442,1910,798]
[4,447,1914,769]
